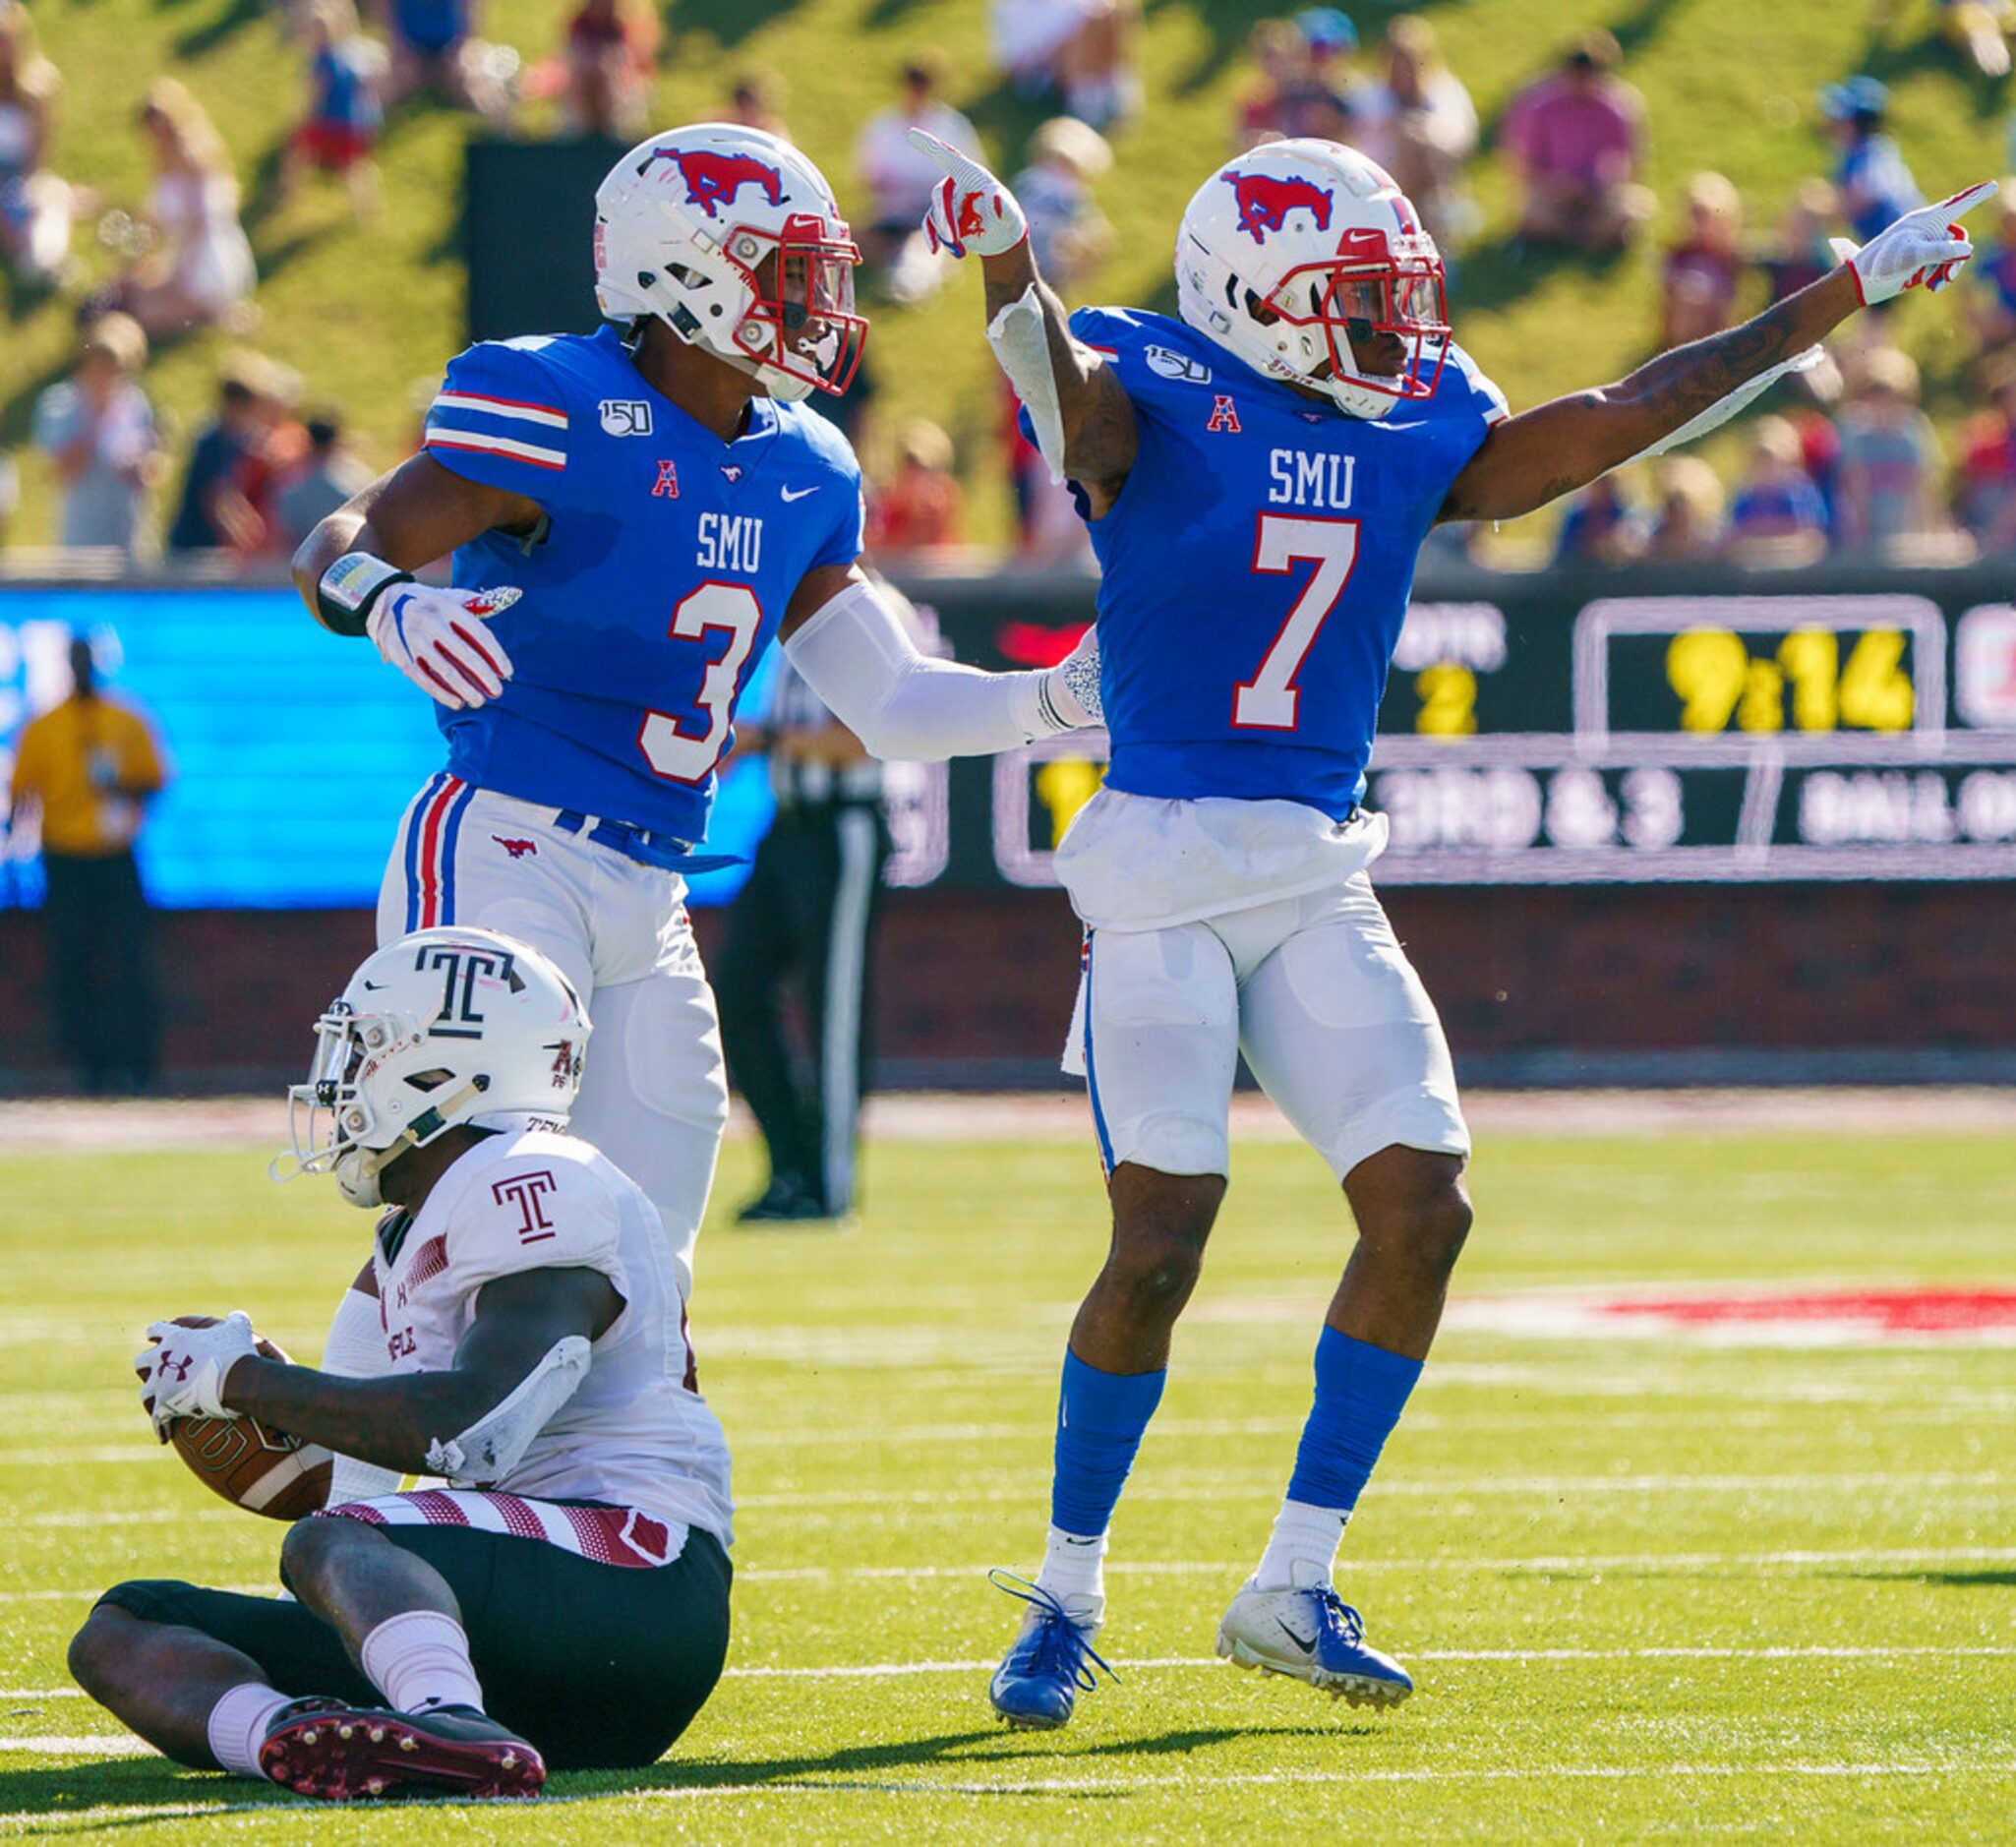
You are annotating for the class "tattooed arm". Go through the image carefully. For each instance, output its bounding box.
[1439,268,1863,524]
[978,241,1139,516]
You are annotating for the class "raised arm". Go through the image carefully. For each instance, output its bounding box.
[1441,181,1996,525]
[909,129,1138,512]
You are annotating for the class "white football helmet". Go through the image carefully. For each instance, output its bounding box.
[1175,139,1450,419]
[276,927,590,1209]
[593,122,866,401]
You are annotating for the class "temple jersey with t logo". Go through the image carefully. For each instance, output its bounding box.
[366,1125,734,1555]
[421,325,865,846]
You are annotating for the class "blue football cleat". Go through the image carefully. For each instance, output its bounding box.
[1215,1563,1414,1708]
[986,1569,1116,1729]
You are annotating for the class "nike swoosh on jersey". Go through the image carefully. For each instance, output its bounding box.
[780,485,819,503]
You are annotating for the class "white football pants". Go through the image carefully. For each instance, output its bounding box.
[1065,874,1469,1182]
[376,776,728,1284]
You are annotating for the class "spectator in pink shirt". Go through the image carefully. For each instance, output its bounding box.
[1504,30,1651,252]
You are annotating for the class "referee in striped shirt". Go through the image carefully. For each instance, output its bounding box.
[716,654,890,1224]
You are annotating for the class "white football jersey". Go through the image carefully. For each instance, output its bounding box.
[371,1126,734,1546]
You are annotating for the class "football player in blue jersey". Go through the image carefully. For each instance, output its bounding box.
[912,128,1994,1726]
[290,123,1102,1503]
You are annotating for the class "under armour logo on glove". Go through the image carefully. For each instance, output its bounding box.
[136,1312,259,1438]
[909,128,1029,260]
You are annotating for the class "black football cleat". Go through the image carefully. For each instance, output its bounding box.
[735,1178,839,1224]
[259,1698,545,1801]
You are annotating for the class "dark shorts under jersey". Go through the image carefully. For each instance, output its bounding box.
[98,1520,731,1772]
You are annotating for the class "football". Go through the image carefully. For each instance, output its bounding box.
[160,1323,332,1521]
[168,1411,333,1521]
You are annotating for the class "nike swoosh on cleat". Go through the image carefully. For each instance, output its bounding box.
[1277,1620,1319,1652]
[780,485,819,502]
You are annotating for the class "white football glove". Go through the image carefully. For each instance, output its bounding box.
[1830,180,1997,305]
[908,128,1028,260]
[367,583,519,711]
[1045,624,1103,730]
[136,1312,259,1439]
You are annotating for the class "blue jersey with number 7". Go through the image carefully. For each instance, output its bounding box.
[1051,306,1507,820]
[420,325,864,844]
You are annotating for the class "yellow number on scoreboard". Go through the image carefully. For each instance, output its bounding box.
[1837,628,1914,731]
[1667,626,1914,734]
[1414,663,1478,736]
[1034,757,1105,848]
[1666,628,1749,732]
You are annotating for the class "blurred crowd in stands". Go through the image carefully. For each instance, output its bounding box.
[6,0,2016,572]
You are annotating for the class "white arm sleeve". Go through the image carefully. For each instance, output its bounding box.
[320,1285,404,1503]
[783,576,1097,761]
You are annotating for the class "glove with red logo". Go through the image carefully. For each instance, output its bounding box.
[908,129,1028,260]
[1830,179,1998,305]
[136,1312,260,1439]
[368,582,519,711]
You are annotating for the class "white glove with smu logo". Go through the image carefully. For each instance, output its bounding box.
[908,129,1028,259]
[136,1312,259,1438]
[368,583,519,711]
[1830,180,1998,304]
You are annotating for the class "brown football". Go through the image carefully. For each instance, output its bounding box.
[160,1323,332,1521]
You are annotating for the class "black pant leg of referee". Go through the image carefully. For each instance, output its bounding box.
[794,799,889,1218]
[716,826,820,1200]
[39,853,110,1093]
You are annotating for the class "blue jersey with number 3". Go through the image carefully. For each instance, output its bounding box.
[1064,307,1506,819]
[420,326,863,843]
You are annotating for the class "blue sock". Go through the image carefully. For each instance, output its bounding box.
[1049,1349,1166,1538]
[1283,1326,1423,1513]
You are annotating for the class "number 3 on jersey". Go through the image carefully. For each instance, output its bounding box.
[637,582,764,783]
[1233,514,1360,730]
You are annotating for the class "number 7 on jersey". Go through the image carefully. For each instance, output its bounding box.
[1234,514,1361,731]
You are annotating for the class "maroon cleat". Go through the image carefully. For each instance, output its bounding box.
[259,1698,545,1801]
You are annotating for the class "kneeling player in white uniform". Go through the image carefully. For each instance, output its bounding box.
[289,122,1101,1502]
[909,129,1994,1723]
[72,928,738,1799]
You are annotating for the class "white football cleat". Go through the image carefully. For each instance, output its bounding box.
[1215,1562,1414,1708]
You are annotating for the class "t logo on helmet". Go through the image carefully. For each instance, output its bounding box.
[417,944,520,1041]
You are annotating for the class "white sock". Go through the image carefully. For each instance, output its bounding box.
[1035,1524,1108,1613]
[206,1682,291,1781]
[357,1609,484,1714]
[1254,1499,1348,1591]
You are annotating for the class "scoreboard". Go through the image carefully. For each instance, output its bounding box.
[912,566,2016,890]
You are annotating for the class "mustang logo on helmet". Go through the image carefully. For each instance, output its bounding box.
[660,148,786,220]
[1222,171,1334,245]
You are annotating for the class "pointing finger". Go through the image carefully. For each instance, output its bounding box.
[1933,178,1998,224]
[905,127,963,172]
[1828,236,1860,265]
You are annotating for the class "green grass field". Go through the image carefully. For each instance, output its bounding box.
[2,1121,2013,1840]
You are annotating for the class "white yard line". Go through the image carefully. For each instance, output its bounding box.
[6,1544,2013,1605]
[10,1469,2007,1532]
